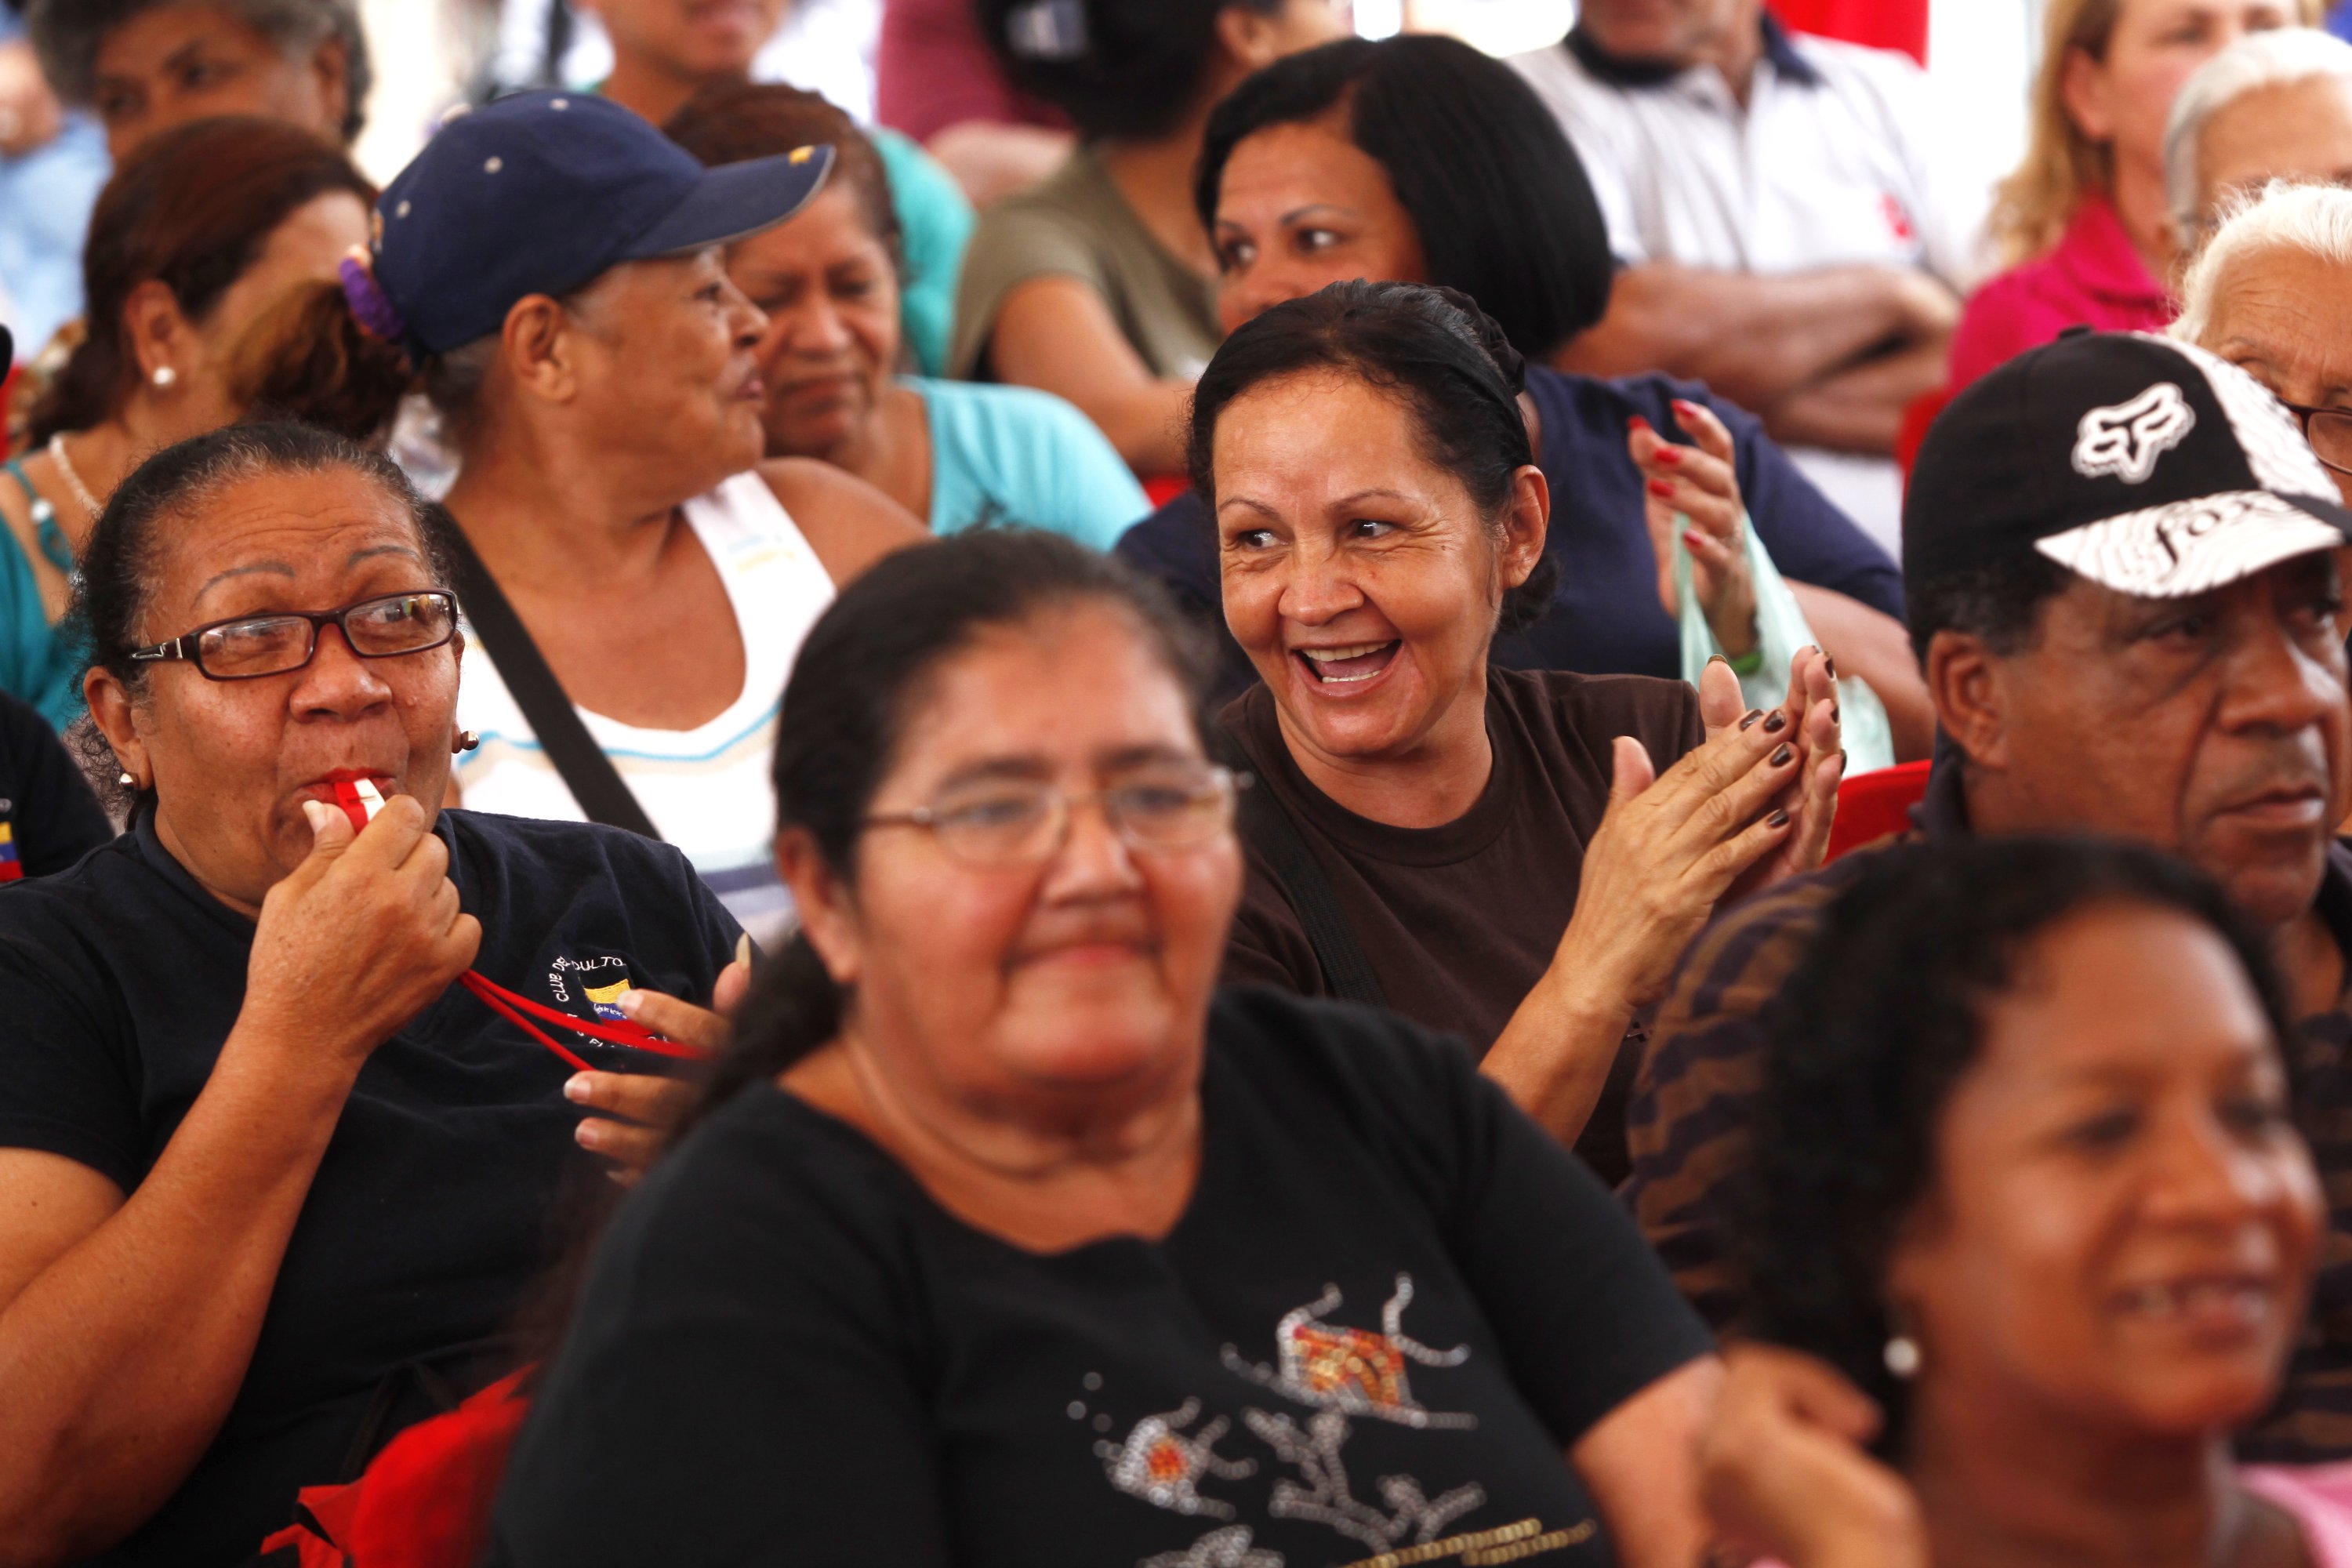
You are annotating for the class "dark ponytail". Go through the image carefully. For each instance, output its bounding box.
[666,528,1210,1145]
[1189,278,1559,634]
[229,278,417,444]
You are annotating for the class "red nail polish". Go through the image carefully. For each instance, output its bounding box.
[1655,445,1682,465]
[1682,529,1707,550]
[1648,478,1676,498]
[1628,416,1649,433]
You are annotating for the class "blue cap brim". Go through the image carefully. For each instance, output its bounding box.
[629,143,837,260]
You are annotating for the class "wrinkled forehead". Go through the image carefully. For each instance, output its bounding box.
[143,467,433,629]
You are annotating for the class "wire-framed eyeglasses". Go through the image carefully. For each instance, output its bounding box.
[2278,401,2352,479]
[862,764,1246,866]
[127,590,459,681]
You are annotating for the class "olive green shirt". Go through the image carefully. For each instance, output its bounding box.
[949,145,1221,383]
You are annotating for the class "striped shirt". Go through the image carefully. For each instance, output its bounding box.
[1627,756,2352,1461]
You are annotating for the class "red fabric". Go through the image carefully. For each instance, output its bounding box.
[1896,385,1950,488]
[876,0,1068,142]
[1947,194,2174,394]
[1825,758,1932,862]
[1142,474,1189,509]
[257,1370,532,1568]
[1773,0,1928,63]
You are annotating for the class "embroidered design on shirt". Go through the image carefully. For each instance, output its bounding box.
[1098,1398,1258,1517]
[582,977,635,1021]
[1141,1526,1285,1567]
[2071,382,2194,485]
[1246,1408,1487,1553]
[1223,1275,1474,1429]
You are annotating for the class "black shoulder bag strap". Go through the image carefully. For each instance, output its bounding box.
[441,519,663,841]
[1214,728,1387,1008]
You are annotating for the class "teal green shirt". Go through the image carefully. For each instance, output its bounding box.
[871,128,972,379]
[909,376,1149,550]
[0,463,82,732]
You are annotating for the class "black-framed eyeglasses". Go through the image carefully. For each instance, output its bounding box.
[863,764,1247,866]
[128,590,459,681]
[2278,401,2352,478]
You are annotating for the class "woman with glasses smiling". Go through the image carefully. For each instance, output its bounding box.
[489,528,1720,1568]
[0,423,748,1568]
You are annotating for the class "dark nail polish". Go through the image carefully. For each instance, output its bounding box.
[1707,652,1728,667]
[1762,710,1787,733]
[1771,743,1795,766]
[1739,709,1764,730]
[1824,656,1838,679]
[1830,704,1840,724]
[1768,808,1790,828]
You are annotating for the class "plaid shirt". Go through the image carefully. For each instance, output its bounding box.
[1625,757,2352,1461]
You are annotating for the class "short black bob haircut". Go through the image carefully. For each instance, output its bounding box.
[975,0,1286,144]
[1196,34,1616,358]
[1189,279,1559,636]
[1740,836,2297,1454]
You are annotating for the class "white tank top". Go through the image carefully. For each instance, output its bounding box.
[452,470,834,946]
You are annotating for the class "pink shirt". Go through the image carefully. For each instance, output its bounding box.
[1946,193,2172,392]
[2247,1464,2352,1563]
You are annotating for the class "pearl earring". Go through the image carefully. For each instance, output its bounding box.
[1883,1334,1922,1379]
[455,729,481,753]
[118,771,136,787]
[151,365,177,389]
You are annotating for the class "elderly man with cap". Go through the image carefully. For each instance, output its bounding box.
[1626,328,2352,1462]
[251,89,927,946]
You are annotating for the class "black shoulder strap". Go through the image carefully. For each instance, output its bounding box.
[1215,727,1386,1008]
[440,515,663,842]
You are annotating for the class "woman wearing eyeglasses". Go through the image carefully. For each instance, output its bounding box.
[0,423,746,1568]
[2175,180,2352,506]
[488,528,1720,1568]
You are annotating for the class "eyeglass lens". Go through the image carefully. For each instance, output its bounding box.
[2307,411,2352,475]
[931,773,1232,863]
[196,593,456,678]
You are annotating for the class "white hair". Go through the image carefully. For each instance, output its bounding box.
[2172,180,2352,344]
[2164,27,2352,233]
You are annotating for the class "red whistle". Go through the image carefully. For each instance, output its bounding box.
[329,776,387,835]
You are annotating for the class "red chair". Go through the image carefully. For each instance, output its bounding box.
[1825,758,1932,862]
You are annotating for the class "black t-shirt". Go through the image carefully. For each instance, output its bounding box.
[489,987,1712,1568]
[0,689,111,877]
[0,808,740,1568]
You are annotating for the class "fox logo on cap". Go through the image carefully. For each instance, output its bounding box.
[2072,382,2195,485]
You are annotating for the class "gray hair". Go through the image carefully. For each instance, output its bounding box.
[2164,27,2352,234]
[2172,179,2352,344]
[26,0,372,146]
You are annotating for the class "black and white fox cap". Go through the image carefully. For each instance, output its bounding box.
[1904,329,2352,599]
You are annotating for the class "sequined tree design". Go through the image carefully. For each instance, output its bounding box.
[1240,1407,1487,1553]
[1099,1398,1260,1518]
[1139,1526,1286,1568]
[1222,1274,1474,1430]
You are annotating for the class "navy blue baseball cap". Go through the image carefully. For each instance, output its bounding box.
[371,90,834,358]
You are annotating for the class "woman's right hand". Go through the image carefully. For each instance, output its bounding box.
[1699,1345,1926,1568]
[1553,659,1809,1014]
[239,795,481,1073]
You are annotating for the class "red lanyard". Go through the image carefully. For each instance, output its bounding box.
[328,780,711,1073]
[456,969,708,1072]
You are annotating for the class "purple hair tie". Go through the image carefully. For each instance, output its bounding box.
[339,249,409,349]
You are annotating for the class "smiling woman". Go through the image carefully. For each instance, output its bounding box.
[1199,282,1846,1175]
[489,528,1722,1568]
[1703,837,2352,1568]
[0,423,747,1568]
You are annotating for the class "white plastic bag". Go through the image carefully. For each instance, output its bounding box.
[1673,514,1896,776]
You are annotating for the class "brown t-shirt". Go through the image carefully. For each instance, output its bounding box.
[1221,667,1703,1184]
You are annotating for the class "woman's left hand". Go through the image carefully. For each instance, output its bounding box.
[564,955,752,1177]
[1632,400,1758,659]
[1711,648,1843,904]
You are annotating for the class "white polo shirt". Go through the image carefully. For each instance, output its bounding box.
[1511,18,1987,554]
